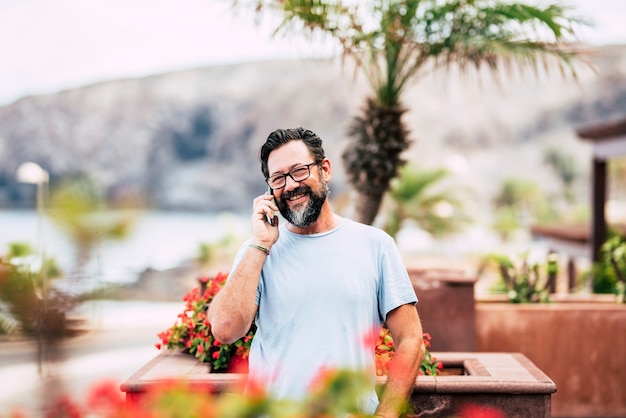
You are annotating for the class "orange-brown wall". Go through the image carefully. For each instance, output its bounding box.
[408,268,477,352]
[476,303,626,417]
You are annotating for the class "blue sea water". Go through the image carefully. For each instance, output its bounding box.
[0,210,250,284]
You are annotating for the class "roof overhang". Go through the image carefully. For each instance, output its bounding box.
[577,117,626,159]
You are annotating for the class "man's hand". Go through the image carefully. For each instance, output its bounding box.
[251,191,279,248]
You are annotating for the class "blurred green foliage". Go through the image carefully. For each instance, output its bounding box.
[492,178,560,240]
[7,242,34,258]
[0,262,39,335]
[4,241,62,285]
[590,232,626,302]
[384,164,469,239]
[0,249,72,337]
[196,216,245,267]
[197,242,213,265]
[484,252,557,303]
[544,146,581,203]
[48,175,137,273]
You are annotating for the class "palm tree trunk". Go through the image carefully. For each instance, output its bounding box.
[342,97,411,226]
[353,188,386,225]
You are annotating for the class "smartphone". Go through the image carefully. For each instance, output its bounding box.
[266,186,275,226]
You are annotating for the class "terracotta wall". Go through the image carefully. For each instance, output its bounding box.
[476,302,626,417]
[408,268,477,352]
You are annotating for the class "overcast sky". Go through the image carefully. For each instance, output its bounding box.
[1,0,625,106]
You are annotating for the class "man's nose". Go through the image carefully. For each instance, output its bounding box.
[284,174,301,190]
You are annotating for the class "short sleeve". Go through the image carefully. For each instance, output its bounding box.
[378,237,418,321]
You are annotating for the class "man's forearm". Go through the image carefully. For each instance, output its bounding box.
[208,248,265,343]
[375,338,424,418]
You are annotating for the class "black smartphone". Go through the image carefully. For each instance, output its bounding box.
[266,186,275,226]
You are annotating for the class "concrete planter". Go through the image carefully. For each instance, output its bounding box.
[121,351,556,417]
[476,299,626,417]
[407,267,477,352]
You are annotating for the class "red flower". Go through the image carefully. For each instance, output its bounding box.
[86,379,125,414]
[155,272,251,372]
[47,394,83,418]
[227,354,249,373]
[457,403,506,418]
[244,376,268,400]
[5,407,28,418]
[361,327,378,351]
[308,366,337,393]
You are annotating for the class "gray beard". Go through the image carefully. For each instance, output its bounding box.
[278,183,328,228]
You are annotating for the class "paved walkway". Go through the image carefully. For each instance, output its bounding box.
[0,300,184,416]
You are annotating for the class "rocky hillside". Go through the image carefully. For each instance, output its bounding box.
[1,45,625,216]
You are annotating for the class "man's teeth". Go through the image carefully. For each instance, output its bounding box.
[288,193,306,201]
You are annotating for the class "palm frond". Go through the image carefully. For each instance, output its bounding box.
[390,165,449,202]
[236,0,588,104]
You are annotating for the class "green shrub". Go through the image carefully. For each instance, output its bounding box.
[484,252,557,303]
[592,234,626,303]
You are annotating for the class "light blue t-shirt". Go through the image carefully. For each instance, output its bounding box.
[229,217,417,413]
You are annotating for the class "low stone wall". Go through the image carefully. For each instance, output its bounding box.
[476,301,626,417]
[121,351,556,417]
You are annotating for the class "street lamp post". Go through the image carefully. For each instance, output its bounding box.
[16,162,49,376]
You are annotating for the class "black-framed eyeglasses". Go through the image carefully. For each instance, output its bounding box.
[266,162,317,190]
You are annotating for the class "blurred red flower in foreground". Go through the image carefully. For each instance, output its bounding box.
[457,402,507,418]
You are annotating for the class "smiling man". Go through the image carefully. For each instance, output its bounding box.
[208,127,424,417]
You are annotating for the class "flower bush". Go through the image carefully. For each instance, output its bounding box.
[157,272,441,375]
[375,327,442,376]
[156,272,255,372]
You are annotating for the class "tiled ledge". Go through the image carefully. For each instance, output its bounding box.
[410,352,556,394]
[121,351,556,417]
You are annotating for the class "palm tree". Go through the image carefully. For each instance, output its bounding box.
[237,0,587,224]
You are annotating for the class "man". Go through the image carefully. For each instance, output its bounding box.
[208,127,424,417]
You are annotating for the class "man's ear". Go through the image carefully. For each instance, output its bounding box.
[320,158,332,182]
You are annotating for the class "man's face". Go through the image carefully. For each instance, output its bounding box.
[276,176,328,228]
[266,141,328,228]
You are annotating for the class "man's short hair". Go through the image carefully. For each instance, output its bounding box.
[260,127,325,178]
